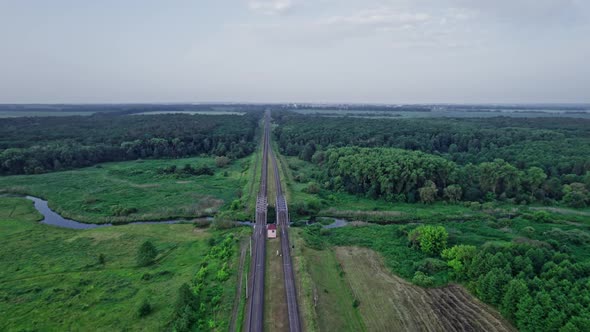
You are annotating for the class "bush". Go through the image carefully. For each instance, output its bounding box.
[304,182,320,194]
[301,225,325,249]
[137,240,158,267]
[526,210,551,223]
[412,271,435,287]
[111,205,137,216]
[138,299,152,317]
[230,200,242,211]
[215,156,230,168]
[408,225,448,255]
[413,258,448,275]
[212,213,234,230]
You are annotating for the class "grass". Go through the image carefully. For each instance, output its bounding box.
[317,224,446,283]
[233,240,250,332]
[0,196,246,331]
[263,236,288,332]
[0,156,251,224]
[240,118,265,220]
[290,229,319,332]
[292,229,364,332]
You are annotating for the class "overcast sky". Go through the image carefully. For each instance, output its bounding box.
[1,0,589,104]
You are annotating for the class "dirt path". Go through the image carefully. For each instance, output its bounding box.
[229,238,248,332]
[335,247,516,332]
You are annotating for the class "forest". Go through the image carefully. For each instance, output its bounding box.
[0,112,259,175]
[275,114,590,207]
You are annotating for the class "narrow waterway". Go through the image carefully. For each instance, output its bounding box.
[25,196,186,229]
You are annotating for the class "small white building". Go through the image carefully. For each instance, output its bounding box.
[267,224,277,238]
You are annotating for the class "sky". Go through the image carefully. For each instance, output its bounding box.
[1,0,589,104]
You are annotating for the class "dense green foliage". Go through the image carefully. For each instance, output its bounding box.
[0,113,259,175]
[171,233,238,331]
[275,115,590,175]
[408,225,448,255]
[450,243,590,331]
[303,146,590,207]
[275,115,590,206]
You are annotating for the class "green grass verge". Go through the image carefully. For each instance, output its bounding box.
[292,229,364,332]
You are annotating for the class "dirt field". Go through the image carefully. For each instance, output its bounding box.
[335,247,516,332]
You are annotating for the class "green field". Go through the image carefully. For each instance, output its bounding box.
[0,196,247,331]
[291,229,365,332]
[0,156,251,224]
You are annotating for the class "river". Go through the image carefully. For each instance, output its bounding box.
[25,196,187,229]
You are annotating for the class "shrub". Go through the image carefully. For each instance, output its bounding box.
[413,258,448,275]
[215,156,230,168]
[212,213,234,230]
[412,271,435,287]
[138,299,152,317]
[193,219,212,228]
[111,205,138,216]
[304,182,320,194]
[408,225,448,255]
[137,240,158,267]
[230,200,242,211]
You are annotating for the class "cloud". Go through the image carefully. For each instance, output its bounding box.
[450,0,589,25]
[320,8,431,27]
[247,0,294,15]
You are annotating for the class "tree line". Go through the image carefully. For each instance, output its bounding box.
[313,147,590,207]
[407,224,590,331]
[274,114,590,178]
[0,113,259,175]
[442,240,590,331]
[273,114,590,207]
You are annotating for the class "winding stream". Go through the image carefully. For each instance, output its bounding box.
[17,196,343,230]
[25,196,186,229]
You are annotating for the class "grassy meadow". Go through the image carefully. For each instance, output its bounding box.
[0,156,251,224]
[0,197,248,331]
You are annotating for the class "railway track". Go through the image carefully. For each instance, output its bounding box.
[270,145,302,332]
[244,110,301,332]
[244,111,270,332]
